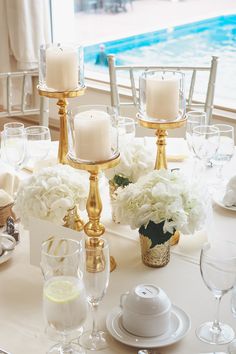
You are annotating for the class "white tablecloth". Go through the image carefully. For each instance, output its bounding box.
[0,139,236,354]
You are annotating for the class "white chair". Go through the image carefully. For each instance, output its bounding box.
[108,54,218,122]
[0,70,49,126]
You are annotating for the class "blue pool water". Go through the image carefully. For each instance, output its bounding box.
[84,15,236,108]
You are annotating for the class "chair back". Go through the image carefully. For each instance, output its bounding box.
[108,54,218,122]
[0,70,49,126]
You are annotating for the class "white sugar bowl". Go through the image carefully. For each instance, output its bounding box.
[120,284,171,337]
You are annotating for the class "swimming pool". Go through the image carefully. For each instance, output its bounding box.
[84,15,236,108]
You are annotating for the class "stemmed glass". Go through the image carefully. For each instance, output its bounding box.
[3,124,27,170]
[192,125,220,177]
[186,111,207,155]
[210,124,234,182]
[41,238,88,354]
[25,125,51,167]
[79,237,110,351]
[196,241,236,344]
[186,111,207,179]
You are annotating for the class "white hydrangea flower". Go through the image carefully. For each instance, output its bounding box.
[106,139,155,183]
[14,164,88,228]
[112,169,206,235]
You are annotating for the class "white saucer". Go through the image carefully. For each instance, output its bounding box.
[213,189,236,212]
[0,249,14,265]
[106,305,191,348]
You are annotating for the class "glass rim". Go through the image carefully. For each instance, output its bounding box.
[213,124,234,133]
[4,122,24,129]
[25,126,50,135]
[192,124,219,134]
[201,241,236,261]
[41,238,82,259]
[140,69,185,79]
[186,110,207,117]
[69,105,118,117]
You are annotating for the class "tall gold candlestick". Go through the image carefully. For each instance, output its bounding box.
[38,87,86,164]
[138,115,187,170]
[68,156,120,271]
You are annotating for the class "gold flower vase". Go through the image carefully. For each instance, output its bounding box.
[139,221,172,268]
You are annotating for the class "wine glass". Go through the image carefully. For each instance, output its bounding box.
[210,124,234,182]
[79,237,110,351]
[41,238,88,354]
[25,126,51,165]
[3,126,26,170]
[186,111,207,155]
[192,125,220,177]
[196,241,236,344]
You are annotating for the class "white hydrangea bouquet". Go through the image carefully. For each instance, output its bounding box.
[112,169,206,267]
[14,164,89,228]
[106,138,155,187]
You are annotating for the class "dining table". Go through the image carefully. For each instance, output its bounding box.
[0,138,235,354]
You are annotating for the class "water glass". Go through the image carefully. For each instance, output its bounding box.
[79,237,110,351]
[41,238,87,354]
[25,125,51,164]
[3,126,26,170]
[192,125,220,166]
[196,240,236,345]
[211,124,234,181]
[118,117,135,146]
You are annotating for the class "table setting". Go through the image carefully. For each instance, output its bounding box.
[0,42,236,354]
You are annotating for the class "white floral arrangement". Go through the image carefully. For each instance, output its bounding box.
[14,164,89,228]
[112,169,206,235]
[106,139,155,187]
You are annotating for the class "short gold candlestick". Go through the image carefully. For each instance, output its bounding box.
[67,155,120,271]
[38,87,86,164]
[138,115,187,170]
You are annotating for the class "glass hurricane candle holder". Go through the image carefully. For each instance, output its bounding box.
[67,105,119,164]
[139,70,185,122]
[39,43,84,92]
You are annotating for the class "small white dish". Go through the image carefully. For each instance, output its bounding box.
[213,189,236,212]
[0,248,14,265]
[106,305,191,348]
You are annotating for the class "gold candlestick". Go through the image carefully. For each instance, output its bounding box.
[38,87,86,164]
[68,155,120,271]
[137,115,187,170]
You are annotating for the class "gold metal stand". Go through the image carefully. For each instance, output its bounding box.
[138,115,187,246]
[68,155,120,271]
[138,115,187,170]
[38,87,86,164]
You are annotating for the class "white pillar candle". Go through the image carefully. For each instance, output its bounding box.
[46,46,78,91]
[178,229,208,252]
[146,77,180,120]
[74,110,112,161]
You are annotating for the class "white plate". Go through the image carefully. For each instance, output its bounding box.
[0,249,14,265]
[213,189,236,212]
[106,305,191,348]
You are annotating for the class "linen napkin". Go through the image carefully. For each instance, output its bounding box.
[223,176,236,207]
[0,165,20,197]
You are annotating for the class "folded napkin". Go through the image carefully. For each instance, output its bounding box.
[0,189,13,207]
[0,165,20,197]
[223,176,236,207]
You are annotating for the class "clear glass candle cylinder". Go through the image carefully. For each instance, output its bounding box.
[139,70,186,122]
[39,43,84,92]
[67,105,119,164]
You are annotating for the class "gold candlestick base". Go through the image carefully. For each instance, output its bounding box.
[38,86,86,164]
[67,154,120,271]
[137,115,187,170]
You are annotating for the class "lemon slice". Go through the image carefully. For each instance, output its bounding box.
[44,277,80,304]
